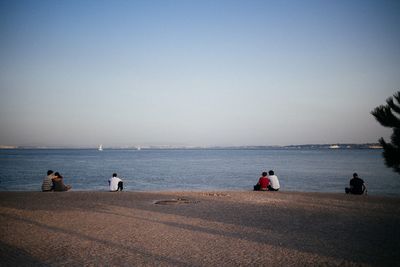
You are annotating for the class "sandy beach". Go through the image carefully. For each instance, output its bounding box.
[0,191,399,266]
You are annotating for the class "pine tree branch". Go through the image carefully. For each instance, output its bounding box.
[373,91,400,175]
[387,97,400,115]
[394,91,400,104]
[371,105,400,128]
[379,138,400,172]
[391,128,400,148]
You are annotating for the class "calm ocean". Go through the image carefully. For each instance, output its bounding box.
[0,149,399,196]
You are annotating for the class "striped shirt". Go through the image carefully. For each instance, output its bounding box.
[41,174,55,191]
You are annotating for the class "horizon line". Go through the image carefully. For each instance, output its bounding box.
[0,143,382,150]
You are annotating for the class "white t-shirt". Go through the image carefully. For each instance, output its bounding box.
[268,175,280,189]
[109,177,122,191]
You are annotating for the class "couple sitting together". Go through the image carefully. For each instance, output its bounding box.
[254,170,280,191]
[41,170,72,192]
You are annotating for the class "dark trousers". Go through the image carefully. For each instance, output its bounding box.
[254,184,279,191]
[254,184,268,191]
[267,185,279,191]
[345,187,363,195]
[118,181,123,191]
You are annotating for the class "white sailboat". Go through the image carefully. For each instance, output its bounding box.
[98,144,103,151]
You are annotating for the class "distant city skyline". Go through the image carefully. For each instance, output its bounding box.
[1,0,399,147]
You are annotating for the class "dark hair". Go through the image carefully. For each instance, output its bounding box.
[353,173,358,178]
[54,172,62,178]
[47,170,54,175]
[262,172,268,177]
[269,170,274,175]
[113,173,117,177]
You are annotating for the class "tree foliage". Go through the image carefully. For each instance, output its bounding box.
[371,91,400,174]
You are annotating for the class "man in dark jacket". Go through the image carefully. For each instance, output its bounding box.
[345,173,367,195]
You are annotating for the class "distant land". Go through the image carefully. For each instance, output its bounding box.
[0,143,383,150]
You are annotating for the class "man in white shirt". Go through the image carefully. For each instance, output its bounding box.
[109,173,123,192]
[267,170,280,191]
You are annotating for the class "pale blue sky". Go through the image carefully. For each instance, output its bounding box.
[1,0,399,147]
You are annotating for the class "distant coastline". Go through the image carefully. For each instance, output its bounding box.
[0,143,382,150]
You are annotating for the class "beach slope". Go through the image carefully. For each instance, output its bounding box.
[1,191,399,266]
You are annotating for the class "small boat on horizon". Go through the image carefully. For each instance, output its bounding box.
[98,144,103,151]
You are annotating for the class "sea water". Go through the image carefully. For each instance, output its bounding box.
[0,149,399,196]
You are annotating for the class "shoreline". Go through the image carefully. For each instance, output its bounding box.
[1,191,399,266]
[2,189,400,198]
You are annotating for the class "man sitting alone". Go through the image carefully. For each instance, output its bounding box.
[345,173,367,195]
[109,173,123,192]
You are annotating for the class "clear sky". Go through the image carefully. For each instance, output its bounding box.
[1,0,399,147]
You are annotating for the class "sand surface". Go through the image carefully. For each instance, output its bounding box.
[1,191,399,266]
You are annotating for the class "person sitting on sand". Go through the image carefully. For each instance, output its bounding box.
[254,172,270,191]
[109,173,123,192]
[53,172,72,192]
[267,170,280,191]
[41,170,56,192]
[345,173,367,195]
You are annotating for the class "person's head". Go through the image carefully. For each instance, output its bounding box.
[54,172,62,178]
[353,173,358,178]
[113,173,117,177]
[262,171,268,177]
[47,170,53,175]
[268,170,274,176]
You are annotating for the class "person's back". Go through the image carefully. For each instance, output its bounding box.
[346,173,366,195]
[267,170,280,191]
[53,172,71,192]
[109,173,123,191]
[350,177,365,195]
[259,176,269,190]
[42,170,55,192]
[254,172,269,191]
